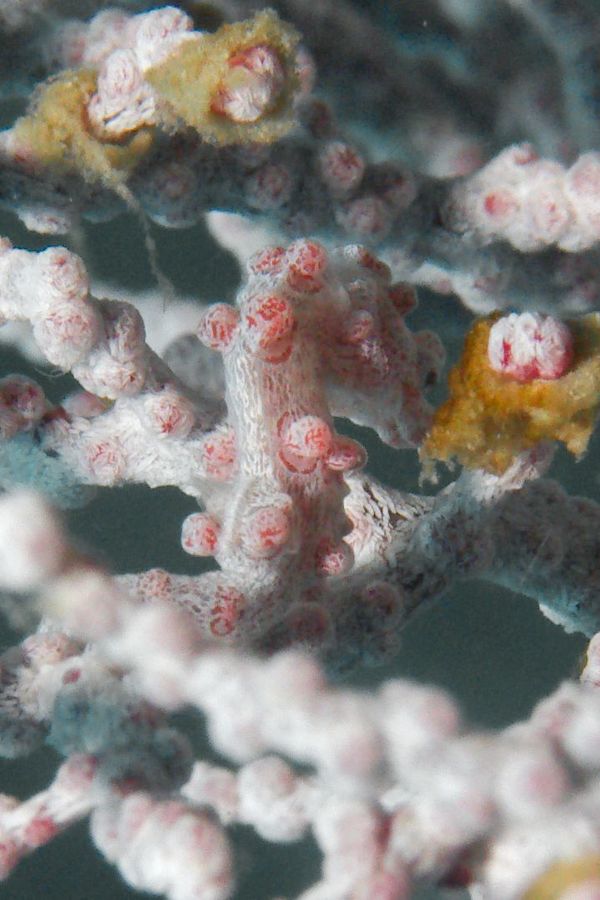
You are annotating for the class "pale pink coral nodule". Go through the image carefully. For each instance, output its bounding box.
[488,312,574,382]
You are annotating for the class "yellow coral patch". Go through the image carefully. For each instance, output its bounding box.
[146,9,300,145]
[523,855,600,899]
[421,312,600,474]
[13,70,154,187]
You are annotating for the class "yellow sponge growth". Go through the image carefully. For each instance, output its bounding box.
[421,312,600,474]
[11,10,299,189]
[523,855,600,899]
[146,9,300,144]
[12,70,154,187]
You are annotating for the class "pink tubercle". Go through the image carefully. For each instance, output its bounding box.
[198,427,237,480]
[318,140,365,197]
[85,438,126,485]
[280,414,333,460]
[243,293,295,356]
[240,505,291,558]
[326,435,367,472]
[181,512,221,556]
[211,44,285,124]
[488,312,574,382]
[482,189,519,220]
[196,304,239,352]
[146,389,195,438]
[285,239,328,294]
[315,538,354,576]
